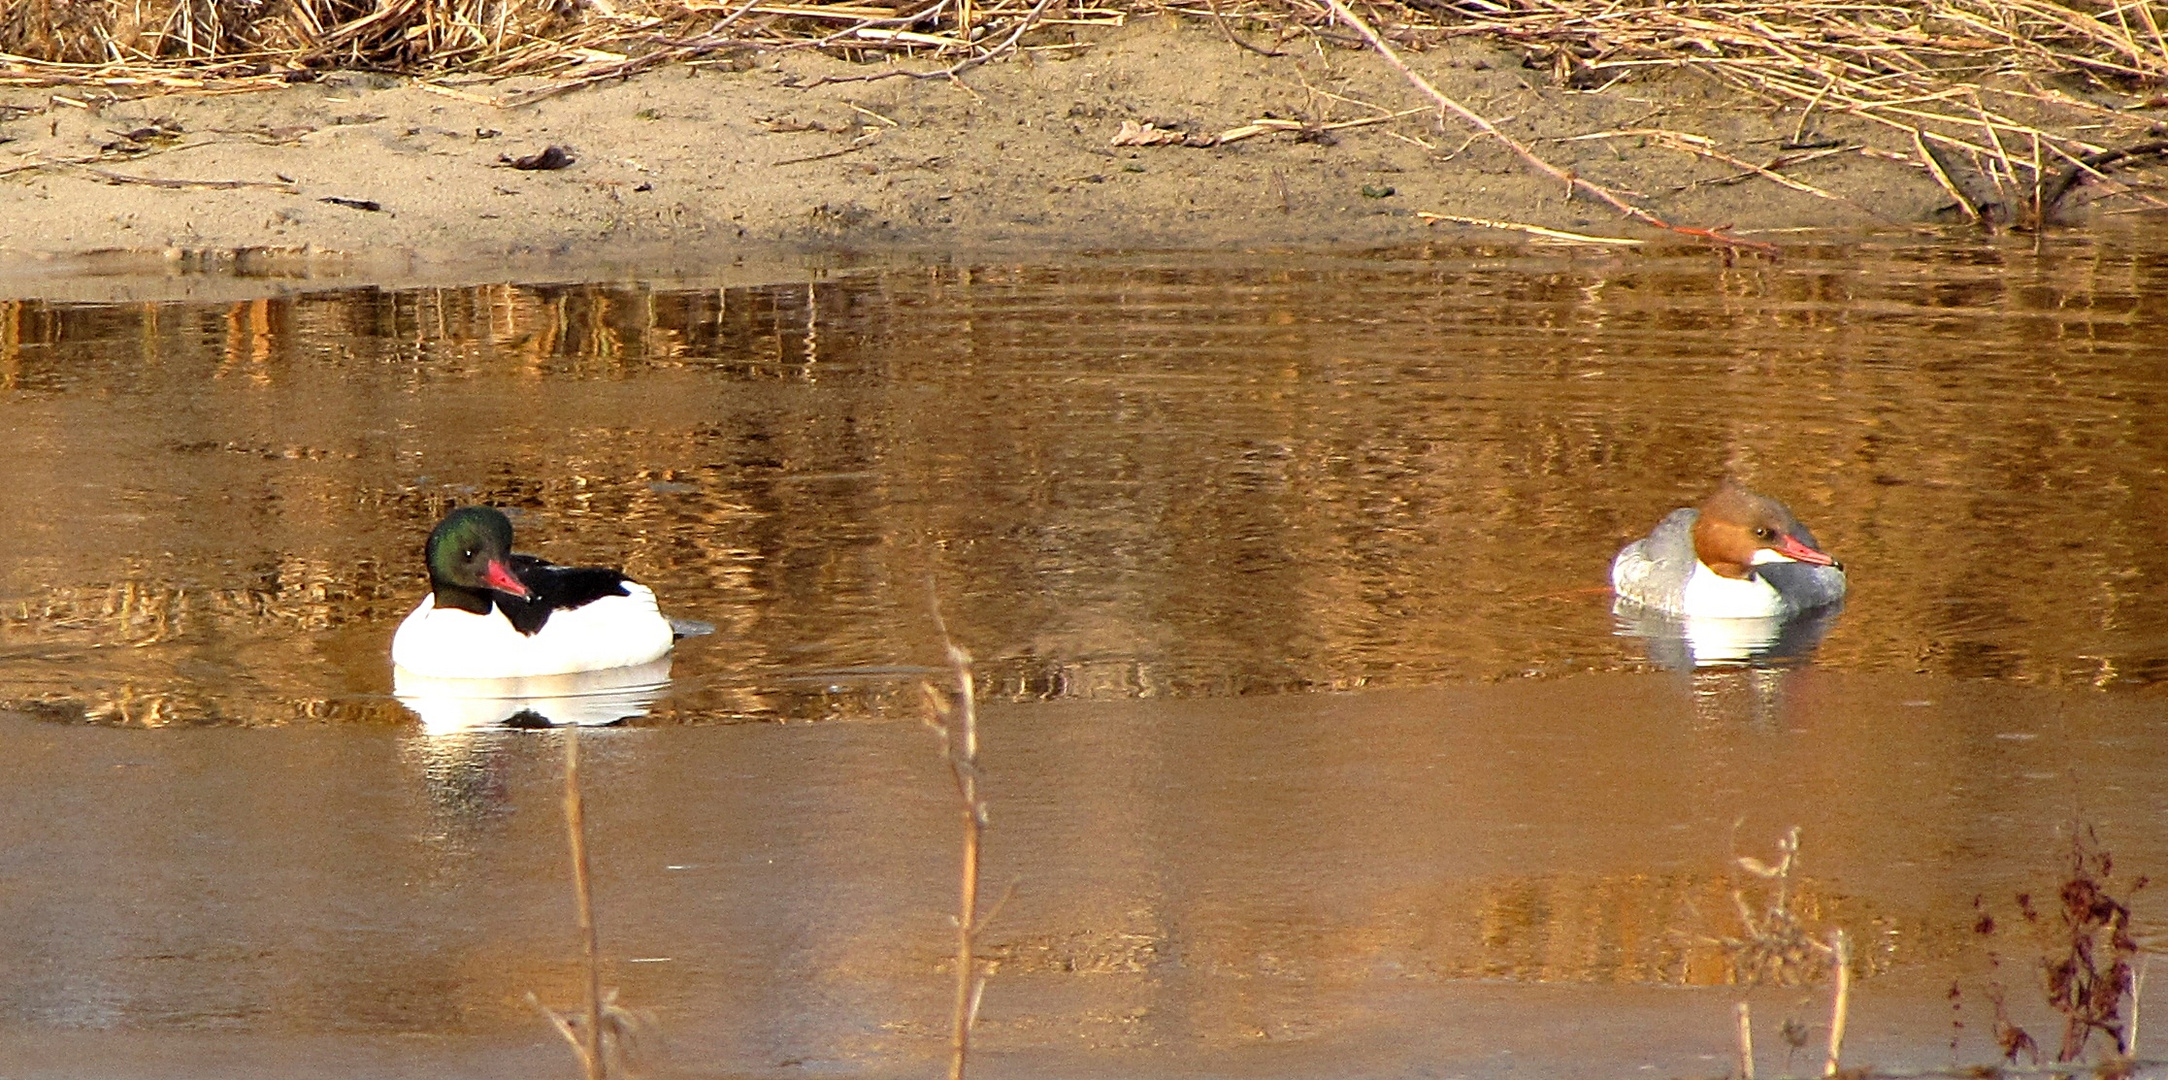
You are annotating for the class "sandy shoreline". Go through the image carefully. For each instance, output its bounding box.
[0,13,1987,292]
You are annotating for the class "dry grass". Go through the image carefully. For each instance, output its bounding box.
[2,0,2162,107]
[0,0,1124,90]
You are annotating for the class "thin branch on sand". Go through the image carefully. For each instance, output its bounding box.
[1317,0,1774,253]
[79,167,298,191]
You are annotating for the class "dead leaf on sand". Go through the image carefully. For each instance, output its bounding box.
[501,145,576,170]
[319,196,383,212]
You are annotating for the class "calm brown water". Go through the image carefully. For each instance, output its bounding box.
[3,235,2168,1078]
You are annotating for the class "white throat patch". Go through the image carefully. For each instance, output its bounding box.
[1680,560,1787,618]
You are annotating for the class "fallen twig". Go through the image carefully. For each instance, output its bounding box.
[771,130,882,164]
[79,167,297,191]
[416,80,504,106]
[1651,134,1859,205]
[1571,127,1871,211]
[526,729,650,1080]
[1215,108,1428,145]
[1417,211,1644,245]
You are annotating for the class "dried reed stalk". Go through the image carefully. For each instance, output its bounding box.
[1826,928,1852,1077]
[1738,1000,1756,1080]
[1416,210,1645,244]
[569,729,606,1080]
[922,633,988,1080]
[2134,956,2149,1058]
[527,728,609,1080]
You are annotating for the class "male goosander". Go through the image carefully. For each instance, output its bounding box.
[390,506,674,679]
[1611,481,1847,618]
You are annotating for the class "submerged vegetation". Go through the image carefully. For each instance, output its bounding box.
[1984,824,2149,1065]
[1727,825,2158,1080]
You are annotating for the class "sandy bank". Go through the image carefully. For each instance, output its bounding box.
[0,13,2137,284]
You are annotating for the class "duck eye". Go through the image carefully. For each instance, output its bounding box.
[1753,527,1773,540]
[462,547,476,559]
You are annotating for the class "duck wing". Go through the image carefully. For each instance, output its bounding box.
[495,554,634,636]
[1610,508,1699,613]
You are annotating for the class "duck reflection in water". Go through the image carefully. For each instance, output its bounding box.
[1611,598,1845,670]
[1610,480,1847,671]
[393,657,674,734]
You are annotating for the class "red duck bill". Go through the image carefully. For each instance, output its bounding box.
[1773,534,1838,567]
[482,561,532,598]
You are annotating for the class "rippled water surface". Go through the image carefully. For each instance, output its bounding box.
[4,235,2168,1078]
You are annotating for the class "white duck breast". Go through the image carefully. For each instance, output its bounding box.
[1677,560,1789,619]
[391,583,674,679]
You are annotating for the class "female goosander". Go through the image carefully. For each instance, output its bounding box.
[390,506,675,679]
[1611,481,1846,618]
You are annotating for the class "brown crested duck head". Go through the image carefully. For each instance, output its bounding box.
[1689,480,1840,580]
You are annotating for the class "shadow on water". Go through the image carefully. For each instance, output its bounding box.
[3,233,2168,1077]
